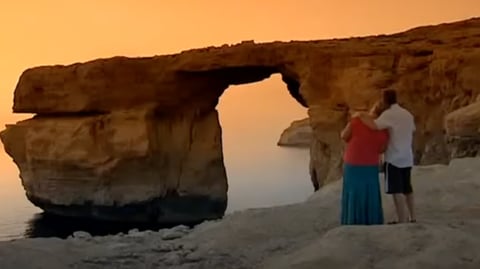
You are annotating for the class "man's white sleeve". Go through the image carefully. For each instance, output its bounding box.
[374,112,391,130]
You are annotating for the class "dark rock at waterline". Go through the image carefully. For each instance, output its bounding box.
[27,193,226,224]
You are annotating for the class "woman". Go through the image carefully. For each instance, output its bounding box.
[340,104,388,225]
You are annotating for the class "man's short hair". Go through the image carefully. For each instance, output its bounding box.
[383,89,397,106]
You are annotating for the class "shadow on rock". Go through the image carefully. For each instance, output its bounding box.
[23,213,199,239]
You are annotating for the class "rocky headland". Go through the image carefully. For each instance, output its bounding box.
[1,18,480,224]
[277,118,312,148]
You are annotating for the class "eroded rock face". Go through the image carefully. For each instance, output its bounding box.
[2,18,480,220]
[0,109,227,222]
[445,101,480,159]
[277,118,312,148]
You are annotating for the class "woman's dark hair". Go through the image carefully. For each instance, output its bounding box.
[383,89,397,106]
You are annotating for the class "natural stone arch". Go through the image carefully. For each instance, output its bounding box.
[1,59,317,224]
[2,18,480,223]
[176,65,307,107]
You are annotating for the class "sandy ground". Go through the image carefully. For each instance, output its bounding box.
[1,157,480,269]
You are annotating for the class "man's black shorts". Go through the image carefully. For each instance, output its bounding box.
[384,162,412,194]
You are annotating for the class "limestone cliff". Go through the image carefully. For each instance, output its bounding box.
[445,99,480,159]
[0,109,227,222]
[277,118,312,148]
[2,18,480,221]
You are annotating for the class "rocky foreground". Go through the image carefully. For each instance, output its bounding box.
[1,157,480,269]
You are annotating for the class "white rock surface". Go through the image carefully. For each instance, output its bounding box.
[72,231,91,239]
[161,225,190,241]
[1,157,480,268]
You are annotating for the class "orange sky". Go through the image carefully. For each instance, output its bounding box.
[0,1,479,213]
[0,0,479,124]
[1,1,480,121]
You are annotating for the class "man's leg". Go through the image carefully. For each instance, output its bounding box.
[405,193,416,221]
[403,167,416,221]
[392,194,408,223]
[385,163,408,223]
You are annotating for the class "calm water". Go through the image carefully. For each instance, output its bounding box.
[0,75,313,241]
[0,146,311,241]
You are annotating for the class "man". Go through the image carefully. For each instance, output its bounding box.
[355,89,416,224]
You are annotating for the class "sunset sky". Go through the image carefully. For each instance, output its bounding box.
[1,1,479,123]
[0,0,478,163]
[0,0,478,146]
[0,1,478,144]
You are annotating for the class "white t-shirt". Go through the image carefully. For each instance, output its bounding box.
[374,104,416,168]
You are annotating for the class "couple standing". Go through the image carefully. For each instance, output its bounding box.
[340,89,416,225]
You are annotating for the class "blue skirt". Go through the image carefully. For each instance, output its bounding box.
[341,163,384,225]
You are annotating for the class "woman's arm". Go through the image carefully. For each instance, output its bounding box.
[379,142,387,153]
[340,122,352,142]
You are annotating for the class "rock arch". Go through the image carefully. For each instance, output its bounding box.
[2,18,480,222]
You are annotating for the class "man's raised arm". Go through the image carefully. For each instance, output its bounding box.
[353,111,390,130]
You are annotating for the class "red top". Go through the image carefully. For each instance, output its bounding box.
[343,118,389,165]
